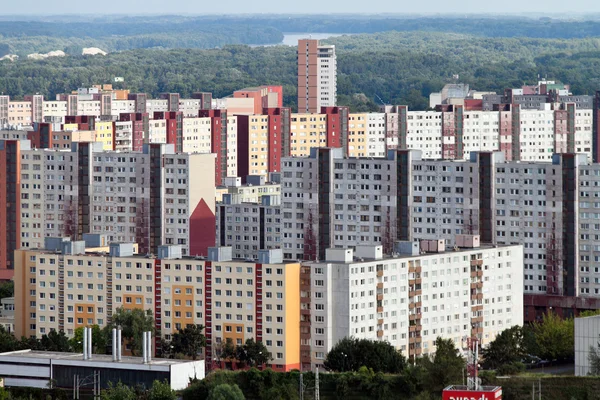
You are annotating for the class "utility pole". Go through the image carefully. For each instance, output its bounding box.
[299,373,304,400]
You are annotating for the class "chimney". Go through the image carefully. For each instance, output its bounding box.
[146,332,152,363]
[142,330,147,363]
[83,326,88,360]
[112,328,117,362]
[117,327,122,361]
[87,327,93,360]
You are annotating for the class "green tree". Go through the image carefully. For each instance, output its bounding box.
[107,307,154,356]
[482,325,526,369]
[324,337,406,373]
[420,337,465,394]
[100,382,136,400]
[532,311,574,361]
[0,325,20,352]
[236,338,272,368]
[0,385,8,400]
[171,324,206,360]
[219,338,237,364]
[0,281,13,300]
[207,384,245,400]
[19,335,43,350]
[70,325,107,354]
[40,330,71,352]
[148,380,176,400]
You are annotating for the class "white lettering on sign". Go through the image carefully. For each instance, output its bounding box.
[449,395,486,400]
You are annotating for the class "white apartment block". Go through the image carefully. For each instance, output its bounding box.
[182,115,237,178]
[149,119,167,143]
[303,244,523,369]
[111,100,137,115]
[317,45,336,109]
[42,101,68,123]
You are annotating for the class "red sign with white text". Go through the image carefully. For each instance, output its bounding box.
[442,389,502,400]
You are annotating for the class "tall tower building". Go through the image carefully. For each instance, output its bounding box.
[297,39,337,114]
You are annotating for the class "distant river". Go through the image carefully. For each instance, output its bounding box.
[251,32,352,47]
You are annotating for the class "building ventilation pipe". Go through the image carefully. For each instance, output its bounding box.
[112,328,117,362]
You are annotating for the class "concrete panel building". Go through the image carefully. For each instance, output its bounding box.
[0,141,216,280]
[301,243,523,370]
[575,314,600,376]
[14,243,301,372]
[298,39,337,114]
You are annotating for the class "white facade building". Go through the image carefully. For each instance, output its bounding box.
[305,243,524,369]
[575,314,600,376]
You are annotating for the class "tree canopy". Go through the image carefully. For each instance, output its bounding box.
[170,324,206,360]
[107,307,154,356]
[482,325,527,369]
[324,337,406,373]
[418,337,465,394]
[531,311,574,361]
[207,384,245,400]
[0,31,599,112]
[0,281,13,300]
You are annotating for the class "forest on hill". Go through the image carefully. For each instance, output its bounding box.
[3,14,600,56]
[1,30,600,111]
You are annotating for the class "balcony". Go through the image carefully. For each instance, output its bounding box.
[470,259,483,267]
[376,270,384,277]
[301,309,311,316]
[471,270,483,278]
[471,293,483,301]
[377,294,384,301]
[377,282,383,289]
[377,330,384,338]
[377,306,384,313]
[408,266,422,274]
[377,319,384,325]
[471,326,484,335]
[409,301,422,309]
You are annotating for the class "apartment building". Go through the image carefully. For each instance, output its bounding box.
[301,243,523,370]
[0,140,216,280]
[215,194,282,260]
[14,242,301,371]
[182,114,238,181]
[347,113,387,157]
[297,39,337,113]
[216,176,280,203]
[277,147,600,320]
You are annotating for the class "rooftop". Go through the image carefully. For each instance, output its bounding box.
[0,350,191,366]
[319,242,517,264]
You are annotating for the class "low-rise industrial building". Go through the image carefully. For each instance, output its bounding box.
[0,350,204,390]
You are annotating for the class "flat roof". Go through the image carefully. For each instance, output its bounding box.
[320,243,519,264]
[0,350,193,366]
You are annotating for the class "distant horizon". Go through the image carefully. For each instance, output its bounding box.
[0,7,599,18]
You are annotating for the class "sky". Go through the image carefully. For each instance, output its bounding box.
[1,0,599,16]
